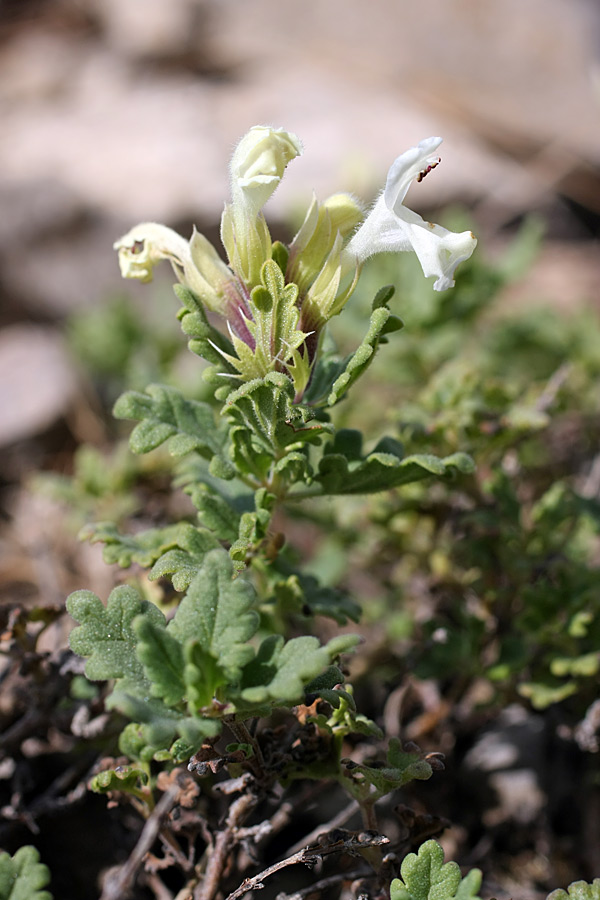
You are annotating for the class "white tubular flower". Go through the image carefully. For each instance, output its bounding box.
[346,137,477,291]
[114,223,231,312]
[114,222,191,283]
[230,125,303,220]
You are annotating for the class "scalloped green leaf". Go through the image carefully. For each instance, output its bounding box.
[113,383,228,459]
[133,616,186,707]
[167,549,259,681]
[547,879,600,900]
[346,737,432,799]
[316,444,475,496]
[80,522,219,576]
[240,633,359,705]
[391,840,482,900]
[224,372,333,480]
[0,847,52,900]
[274,572,361,624]
[67,585,164,682]
[89,765,148,797]
[327,285,403,406]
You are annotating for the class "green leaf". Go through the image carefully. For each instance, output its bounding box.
[184,484,241,542]
[240,633,359,705]
[0,847,52,900]
[168,549,259,682]
[229,488,276,567]
[89,765,148,797]
[81,522,219,579]
[316,436,475,495]
[133,616,186,707]
[113,383,229,460]
[327,286,403,406]
[344,737,432,799]
[547,879,600,900]
[67,585,164,682]
[390,840,482,900]
[274,572,361,624]
[224,372,333,481]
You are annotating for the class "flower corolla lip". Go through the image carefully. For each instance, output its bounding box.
[114,222,191,283]
[230,125,303,219]
[346,137,477,291]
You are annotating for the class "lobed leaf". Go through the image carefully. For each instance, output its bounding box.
[67,585,164,682]
[316,434,475,495]
[240,633,359,705]
[547,880,600,900]
[345,737,432,799]
[390,840,482,900]
[168,549,259,682]
[0,847,52,900]
[113,383,229,460]
[327,286,403,406]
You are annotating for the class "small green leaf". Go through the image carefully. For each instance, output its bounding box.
[345,738,432,799]
[114,383,228,460]
[133,616,186,707]
[90,765,148,797]
[0,847,52,900]
[225,373,332,481]
[240,633,359,705]
[67,585,164,682]
[547,879,600,900]
[317,443,475,496]
[390,840,482,900]
[168,549,259,682]
[327,287,403,406]
[81,522,219,575]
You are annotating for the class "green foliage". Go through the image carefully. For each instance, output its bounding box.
[0,847,52,900]
[391,840,482,900]
[548,880,600,900]
[305,284,403,406]
[114,383,231,463]
[68,548,359,757]
[342,737,432,802]
[316,430,474,496]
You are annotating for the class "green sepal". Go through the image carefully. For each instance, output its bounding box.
[390,840,482,900]
[0,847,53,900]
[113,383,229,461]
[547,879,600,900]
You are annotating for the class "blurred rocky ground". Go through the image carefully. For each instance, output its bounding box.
[0,0,599,445]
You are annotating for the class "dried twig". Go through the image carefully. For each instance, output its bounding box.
[226,832,389,900]
[225,846,320,900]
[196,790,258,900]
[99,784,180,900]
[287,800,360,855]
[275,867,368,900]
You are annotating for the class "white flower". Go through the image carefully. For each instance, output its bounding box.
[114,222,231,311]
[229,125,303,220]
[346,137,477,291]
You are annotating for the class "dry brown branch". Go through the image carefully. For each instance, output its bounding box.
[99,783,180,900]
